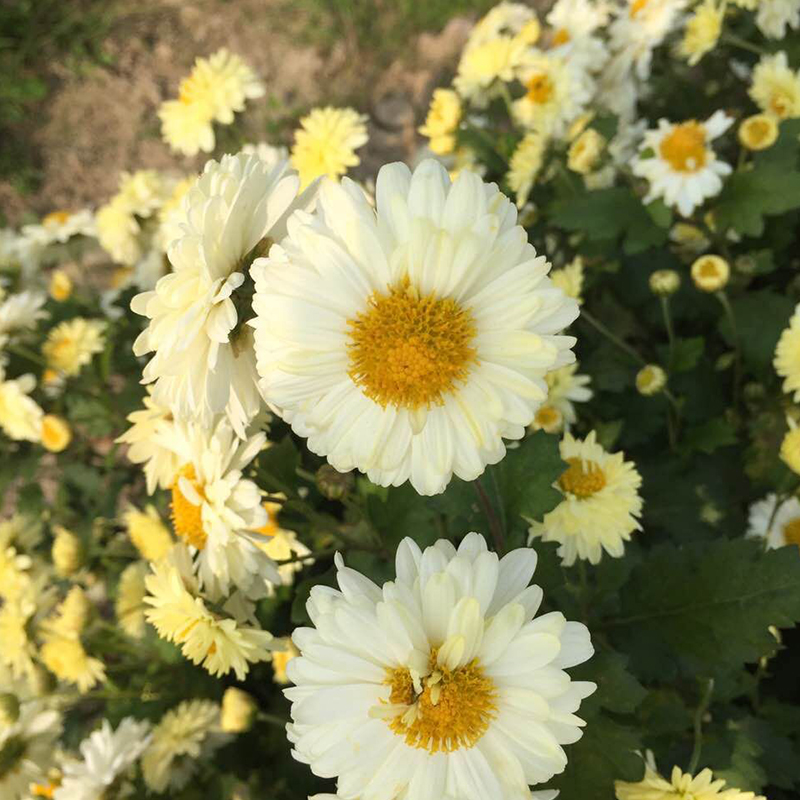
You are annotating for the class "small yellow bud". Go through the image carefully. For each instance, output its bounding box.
[636,364,667,396]
[41,415,72,453]
[271,638,299,685]
[738,113,779,151]
[781,422,800,475]
[567,128,606,175]
[52,526,83,576]
[690,254,729,292]
[221,687,258,733]
[532,404,564,434]
[48,270,73,302]
[649,269,681,296]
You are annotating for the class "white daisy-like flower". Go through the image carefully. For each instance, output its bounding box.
[251,160,579,496]
[546,0,610,74]
[242,141,290,168]
[158,419,279,599]
[532,362,593,433]
[755,0,800,39]
[286,532,595,800]
[54,717,151,800]
[0,703,61,799]
[512,52,592,137]
[453,36,529,104]
[143,544,275,679]
[746,493,800,550]
[468,1,541,47]
[0,368,42,443]
[116,387,182,495]
[131,151,311,435]
[141,699,230,793]
[0,290,46,339]
[20,208,95,248]
[529,431,643,565]
[632,110,733,217]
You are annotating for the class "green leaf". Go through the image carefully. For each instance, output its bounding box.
[657,336,704,373]
[714,166,800,237]
[257,436,301,494]
[718,290,795,378]
[66,396,114,437]
[579,651,647,714]
[683,417,737,454]
[610,539,800,672]
[366,483,439,549]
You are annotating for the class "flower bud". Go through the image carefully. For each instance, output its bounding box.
[636,364,667,396]
[221,687,258,733]
[315,464,353,501]
[41,415,72,453]
[649,269,681,296]
[738,113,779,151]
[691,254,729,292]
[48,270,73,302]
[568,128,606,175]
[52,526,83,576]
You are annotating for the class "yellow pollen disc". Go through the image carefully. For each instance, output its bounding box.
[43,210,71,227]
[385,651,496,754]
[526,73,554,105]
[347,278,477,410]
[659,121,707,173]
[783,517,800,548]
[698,260,720,279]
[559,457,607,498]
[535,405,562,431]
[255,502,280,537]
[552,28,571,46]
[31,783,59,799]
[630,0,649,16]
[170,464,207,549]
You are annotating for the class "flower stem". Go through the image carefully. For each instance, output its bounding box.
[716,289,742,405]
[7,342,46,367]
[722,33,766,56]
[581,309,647,366]
[473,477,506,555]
[660,296,676,372]
[688,678,715,774]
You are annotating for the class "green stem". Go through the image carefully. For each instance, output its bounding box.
[722,33,766,56]
[473,478,506,555]
[660,296,676,372]
[717,290,742,405]
[688,678,715,774]
[6,343,46,367]
[498,81,516,120]
[581,309,647,366]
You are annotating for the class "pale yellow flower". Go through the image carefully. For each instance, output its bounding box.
[116,561,148,638]
[51,526,82,576]
[649,269,681,295]
[679,0,724,65]
[270,637,299,685]
[568,128,606,174]
[738,113,780,150]
[616,764,765,800]
[291,106,368,190]
[122,505,173,563]
[42,318,106,377]
[636,364,667,395]
[419,89,462,155]
[39,636,106,693]
[221,687,257,733]
[750,51,800,119]
[781,417,800,474]
[506,131,547,207]
[775,303,800,400]
[551,256,585,304]
[48,270,72,302]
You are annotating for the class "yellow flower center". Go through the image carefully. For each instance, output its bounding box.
[254,502,280,537]
[534,405,562,431]
[43,211,71,227]
[698,260,720,279]
[558,457,607,498]
[552,28,571,46]
[526,73,554,105]
[347,278,477,410]
[31,780,60,798]
[659,121,707,172]
[170,464,207,549]
[630,0,649,16]
[745,118,770,146]
[783,517,800,548]
[46,337,78,370]
[384,651,496,754]
[771,94,790,118]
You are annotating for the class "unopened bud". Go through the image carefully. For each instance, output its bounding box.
[649,269,680,296]
[316,464,354,501]
[636,364,667,396]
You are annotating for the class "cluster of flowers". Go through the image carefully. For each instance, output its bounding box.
[0,1,798,798]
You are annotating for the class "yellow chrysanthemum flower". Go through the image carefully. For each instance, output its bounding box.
[551,256,585,304]
[221,687,257,733]
[51,526,82,577]
[679,0,724,65]
[616,764,766,800]
[419,89,462,155]
[48,269,72,302]
[636,364,667,395]
[253,500,313,592]
[122,505,173,563]
[116,561,148,639]
[738,113,780,150]
[506,131,547,207]
[775,303,800,400]
[529,431,643,565]
[42,318,106,377]
[39,636,106,693]
[750,51,800,120]
[691,254,729,292]
[568,128,606,174]
[291,106,369,190]
[41,415,71,453]
[269,637,299,685]
[781,417,800,474]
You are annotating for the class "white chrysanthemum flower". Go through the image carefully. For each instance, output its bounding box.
[532,362,592,433]
[159,49,265,157]
[290,107,369,190]
[131,152,310,435]
[286,532,595,799]
[42,318,106,377]
[141,699,230,793]
[20,208,95,248]
[454,36,529,104]
[775,302,800,400]
[54,718,151,800]
[96,196,143,266]
[0,368,43,442]
[158,419,279,598]
[0,703,61,799]
[755,0,800,39]
[608,0,688,80]
[143,544,275,679]
[513,52,592,138]
[469,1,540,46]
[0,290,47,338]
[117,170,168,218]
[116,388,182,495]
[632,110,733,217]
[547,0,610,76]
[749,51,800,120]
[506,131,548,207]
[251,160,579,495]
[242,141,290,168]
[529,431,643,565]
[156,175,197,254]
[746,493,800,550]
